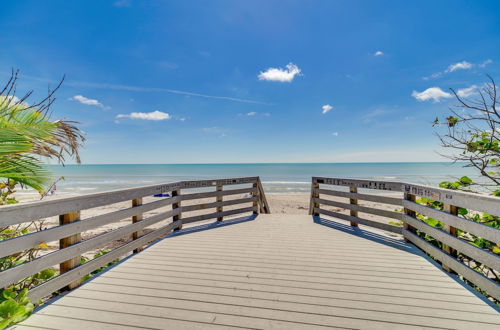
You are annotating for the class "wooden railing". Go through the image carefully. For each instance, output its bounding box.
[309,177,404,234]
[309,176,500,301]
[0,176,270,302]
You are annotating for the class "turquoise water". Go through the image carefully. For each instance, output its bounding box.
[41,162,476,195]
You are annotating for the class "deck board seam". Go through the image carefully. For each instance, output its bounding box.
[98,272,487,305]
[51,297,453,330]
[82,280,496,312]
[77,286,500,322]
[108,267,477,297]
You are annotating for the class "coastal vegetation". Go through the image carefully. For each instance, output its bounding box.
[434,75,499,192]
[421,77,499,303]
[0,70,84,328]
[0,70,84,203]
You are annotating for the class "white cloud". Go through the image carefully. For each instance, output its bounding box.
[456,85,478,98]
[116,110,171,121]
[479,59,493,68]
[423,72,442,80]
[70,95,110,110]
[374,51,384,56]
[258,63,301,82]
[424,60,488,80]
[322,104,333,114]
[331,132,339,136]
[239,112,270,117]
[445,61,473,73]
[412,87,452,102]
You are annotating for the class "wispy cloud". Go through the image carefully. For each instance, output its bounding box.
[374,51,384,56]
[239,112,271,117]
[321,104,333,114]
[8,72,267,105]
[66,81,267,105]
[331,132,339,136]
[445,61,472,73]
[202,127,226,137]
[456,85,479,98]
[258,63,302,82]
[362,109,392,123]
[479,59,493,68]
[116,110,171,121]
[424,59,492,80]
[412,87,452,102]
[70,95,110,110]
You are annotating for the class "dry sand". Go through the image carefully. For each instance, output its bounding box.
[16,191,403,260]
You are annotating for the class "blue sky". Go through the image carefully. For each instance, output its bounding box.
[2,0,500,164]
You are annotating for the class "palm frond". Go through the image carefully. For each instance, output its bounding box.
[0,71,85,193]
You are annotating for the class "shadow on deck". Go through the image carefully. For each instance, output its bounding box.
[15,214,500,330]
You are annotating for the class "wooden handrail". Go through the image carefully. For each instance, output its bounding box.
[0,177,270,302]
[309,176,500,301]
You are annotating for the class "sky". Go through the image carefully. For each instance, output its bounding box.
[1,0,500,164]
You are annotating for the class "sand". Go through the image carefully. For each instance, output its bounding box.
[15,191,403,260]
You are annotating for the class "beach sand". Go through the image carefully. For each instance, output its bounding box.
[17,192,403,260]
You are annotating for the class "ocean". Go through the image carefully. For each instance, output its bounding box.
[35,162,477,196]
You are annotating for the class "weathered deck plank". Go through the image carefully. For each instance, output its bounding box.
[15,214,500,330]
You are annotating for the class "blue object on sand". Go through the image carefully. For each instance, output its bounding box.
[153,193,170,197]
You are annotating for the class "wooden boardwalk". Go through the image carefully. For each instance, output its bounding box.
[15,214,500,330]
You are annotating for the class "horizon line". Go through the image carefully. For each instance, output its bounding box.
[48,161,464,166]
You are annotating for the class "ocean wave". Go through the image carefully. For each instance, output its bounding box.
[262,181,310,184]
[60,180,157,185]
[63,187,98,191]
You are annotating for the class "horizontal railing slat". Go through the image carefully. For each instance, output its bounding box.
[403,183,500,215]
[313,177,403,191]
[181,206,255,225]
[402,200,500,245]
[181,187,256,201]
[27,220,182,302]
[402,214,500,271]
[403,229,500,301]
[314,197,402,220]
[316,208,402,234]
[0,196,180,259]
[179,177,258,189]
[180,196,257,213]
[315,188,402,206]
[0,182,182,226]
[0,177,261,227]
[0,209,179,288]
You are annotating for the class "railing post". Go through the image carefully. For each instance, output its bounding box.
[442,203,458,272]
[310,181,320,216]
[216,185,223,221]
[172,189,182,230]
[256,177,270,214]
[59,211,81,290]
[252,182,259,214]
[132,198,143,253]
[349,186,358,227]
[403,192,417,242]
